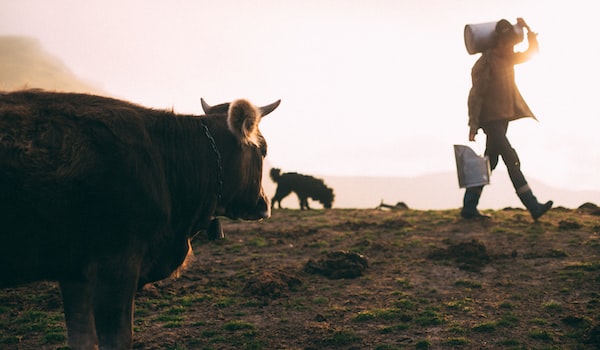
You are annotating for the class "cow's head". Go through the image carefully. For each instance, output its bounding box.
[201,98,280,221]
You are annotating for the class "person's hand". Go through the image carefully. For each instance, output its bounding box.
[469,128,477,142]
[517,18,531,31]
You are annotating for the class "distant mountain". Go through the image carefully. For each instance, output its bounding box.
[0,36,101,93]
[262,169,600,210]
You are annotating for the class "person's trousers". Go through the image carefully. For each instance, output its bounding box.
[481,120,527,191]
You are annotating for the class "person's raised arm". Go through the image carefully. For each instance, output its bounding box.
[514,18,539,63]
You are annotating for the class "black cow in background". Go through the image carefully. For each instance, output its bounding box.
[270,168,334,210]
[0,90,280,350]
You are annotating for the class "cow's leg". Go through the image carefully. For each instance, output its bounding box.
[60,280,99,350]
[93,266,139,350]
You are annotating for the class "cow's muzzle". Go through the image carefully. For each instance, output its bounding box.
[217,197,271,221]
[241,197,271,220]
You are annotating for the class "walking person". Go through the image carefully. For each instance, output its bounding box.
[461,18,552,221]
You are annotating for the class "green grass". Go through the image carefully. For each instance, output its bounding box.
[248,237,269,248]
[353,308,411,322]
[528,329,554,341]
[542,300,562,312]
[323,330,361,346]
[222,320,255,331]
[414,308,445,326]
[441,337,470,346]
[472,321,497,333]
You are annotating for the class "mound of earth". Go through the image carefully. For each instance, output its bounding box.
[242,270,302,299]
[304,250,368,279]
[427,239,491,272]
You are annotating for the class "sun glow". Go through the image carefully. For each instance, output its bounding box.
[1,0,599,194]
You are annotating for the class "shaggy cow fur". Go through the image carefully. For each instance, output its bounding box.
[270,168,334,210]
[0,90,280,350]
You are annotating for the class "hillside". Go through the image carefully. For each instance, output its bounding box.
[0,36,100,93]
[1,208,599,349]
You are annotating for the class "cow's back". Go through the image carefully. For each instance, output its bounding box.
[0,91,169,286]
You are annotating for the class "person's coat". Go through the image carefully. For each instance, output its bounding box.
[468,32,539,130]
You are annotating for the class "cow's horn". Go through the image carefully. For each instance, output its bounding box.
[200,98,211,113]
[259,100,281,117]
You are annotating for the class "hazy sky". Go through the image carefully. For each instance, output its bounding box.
[1,0,599,191]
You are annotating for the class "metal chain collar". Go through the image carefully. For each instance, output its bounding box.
[200,120,223,203]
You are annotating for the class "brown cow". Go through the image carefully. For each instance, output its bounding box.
[0,90,280,349]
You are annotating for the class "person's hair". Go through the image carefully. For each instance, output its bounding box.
[495,19,518,44]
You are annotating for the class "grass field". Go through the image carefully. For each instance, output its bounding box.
[1,206,599,349]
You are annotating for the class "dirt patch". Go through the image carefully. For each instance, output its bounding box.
[304,250,369,279]
[242,270,302,300]
[559,219,584,230]
[427,239,491,272]
[578,202,600,216]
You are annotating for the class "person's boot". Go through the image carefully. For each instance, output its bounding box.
[461,186,491,219]
[517,185,553,221]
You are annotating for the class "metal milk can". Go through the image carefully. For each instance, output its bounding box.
[464,20,524,54]
[454,144,491,188]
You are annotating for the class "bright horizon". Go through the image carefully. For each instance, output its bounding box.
[1,0,599,193]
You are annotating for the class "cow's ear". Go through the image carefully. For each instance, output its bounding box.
[228,99,261,146]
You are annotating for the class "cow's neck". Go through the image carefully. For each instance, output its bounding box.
[153,116,223,235]
[199,120,223,203]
